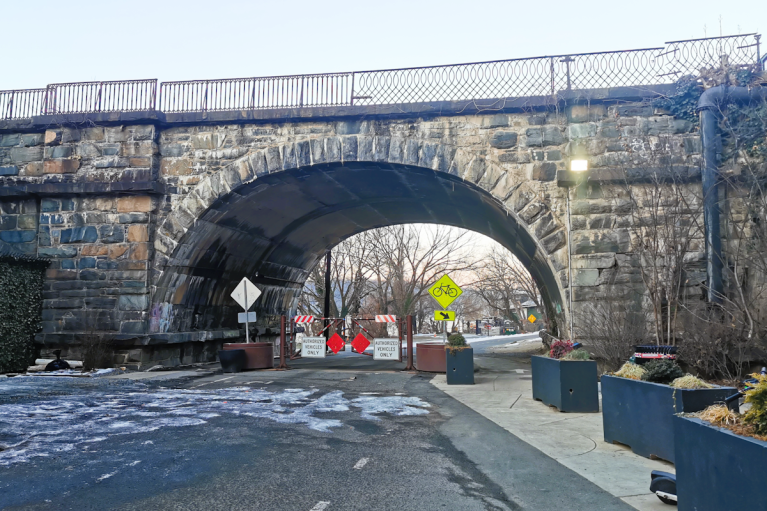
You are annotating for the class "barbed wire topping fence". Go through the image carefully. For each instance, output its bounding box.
[1,33,761,120]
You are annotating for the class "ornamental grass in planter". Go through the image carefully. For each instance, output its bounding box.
[445,333,473,385]
[673,373,767,510]
[531,340,599,413]
[602,359,735,463]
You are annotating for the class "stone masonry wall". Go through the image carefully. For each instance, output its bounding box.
[0,97,709,365]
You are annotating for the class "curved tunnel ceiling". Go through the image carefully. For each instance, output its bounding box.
[158,162,565,333]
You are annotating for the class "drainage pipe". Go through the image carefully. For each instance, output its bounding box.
[697,85,767,303]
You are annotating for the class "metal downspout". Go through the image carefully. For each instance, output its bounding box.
[697,85,767,303]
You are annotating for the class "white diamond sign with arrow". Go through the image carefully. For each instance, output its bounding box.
[231,277,261,343]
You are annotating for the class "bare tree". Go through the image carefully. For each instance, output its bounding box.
[621,151,704,345]
[472,246,544,330]
[365,224,478,319]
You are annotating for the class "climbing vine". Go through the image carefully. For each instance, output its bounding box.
[652,75,704,125]
[0,256,48,373]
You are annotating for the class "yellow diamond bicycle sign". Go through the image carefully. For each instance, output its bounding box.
[528,313,538,323]
[428,274,462,309]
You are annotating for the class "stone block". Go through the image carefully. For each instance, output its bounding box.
[40,214,64,225]
[41,199,60,212]
[571,253,616,269]
[567,104,606,123]
[191,133,216,150]
[60,226,98,243]
[10,147,43,163]
[160,143,187,157]
[0,166,19,176]
[0,215,17,229]
[129,157,152,167]
[17,215,36,229]
[78,257,97,269]
[99,225,124,243]
[0,134,20,147]
[94,156,130,168]
[44,146,74,159]
[527,162,557,181]
[546,150,562,161]
[161,158,192,176]
[0,230,36,243]
[23,162,43,176]
[43,159,80,174]
[572,269,599,286]
[118,213,149,224]
[117,196,152,213]
[490,131,518,149]
[130,242,149,260]
[121,321,146,334]
[61,259,75,269]
[119,294,149,311]
[20,134,43,147]
[45,130,62,145]
[39,247,78,258]
[80,270,105,281]
[568,123,597,139]
[81,245,109,256]
[525,126,564,147]
[127,224,149,242]
[108,244,129,258]
[61,129,81,143]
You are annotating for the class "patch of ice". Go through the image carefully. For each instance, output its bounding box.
[96,471,118,482]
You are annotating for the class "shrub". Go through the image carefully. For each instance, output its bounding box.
[614,362,646,380]
[0,257,47,373]
[549,340,574,360]
[641,360,684,384]
[743,373,767,436]
[562,348,591,361]
[447,333,467,348]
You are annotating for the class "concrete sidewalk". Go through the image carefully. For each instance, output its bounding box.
[431,340,674,511]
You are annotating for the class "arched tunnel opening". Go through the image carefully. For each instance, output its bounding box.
[152,162,567,338]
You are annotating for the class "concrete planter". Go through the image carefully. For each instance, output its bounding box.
[601,375,735,463]
[416,342,447,373]
[674,416,767,510]
[446,347,474,385]
[531,356,599,412]
[222,343,274,370]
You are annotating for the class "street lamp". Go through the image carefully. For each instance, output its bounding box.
[570,159,588,172]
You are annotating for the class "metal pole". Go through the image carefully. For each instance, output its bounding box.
[323,250,332,341]
[398,318,403,363]
[405,314,414,370]
[279,315,288,369]
[244,285,249,343]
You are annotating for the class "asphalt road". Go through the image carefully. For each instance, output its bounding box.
[0,340,631,511]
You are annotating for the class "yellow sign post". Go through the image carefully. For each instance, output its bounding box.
[434,310,456,321]
[428,274,463,309]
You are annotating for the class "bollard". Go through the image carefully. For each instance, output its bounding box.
[405,314,414,371]
[278,315,289,369]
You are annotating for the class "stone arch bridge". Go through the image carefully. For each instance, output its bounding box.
[1,33,760,366]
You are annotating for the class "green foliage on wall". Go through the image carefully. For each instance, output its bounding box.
[721,97,767,162]
[0,257,48,373]
[652,76,704,125]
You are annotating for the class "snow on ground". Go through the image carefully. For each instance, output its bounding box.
[0,378,430,467]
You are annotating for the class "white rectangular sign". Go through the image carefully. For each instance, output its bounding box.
[374,338,399,360]
[238,311,257,323]
[301,337,327,358]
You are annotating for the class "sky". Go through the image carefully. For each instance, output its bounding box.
[1,0,765,90]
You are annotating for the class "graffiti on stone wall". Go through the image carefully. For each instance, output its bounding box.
[149,302,174,333]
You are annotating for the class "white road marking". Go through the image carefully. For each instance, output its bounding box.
[310,502,330,511]
[96,471,118,482]
[514,369,527,374]
[191,376,236,389]
[353,457,369,469]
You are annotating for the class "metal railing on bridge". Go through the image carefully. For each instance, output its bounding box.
[1,79,157,119]
[1,34,761,120]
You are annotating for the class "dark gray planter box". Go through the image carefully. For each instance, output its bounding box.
[674,416,767,510]
[531,356,599,412]
[446,347,474,385]
[602,375,735,463]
